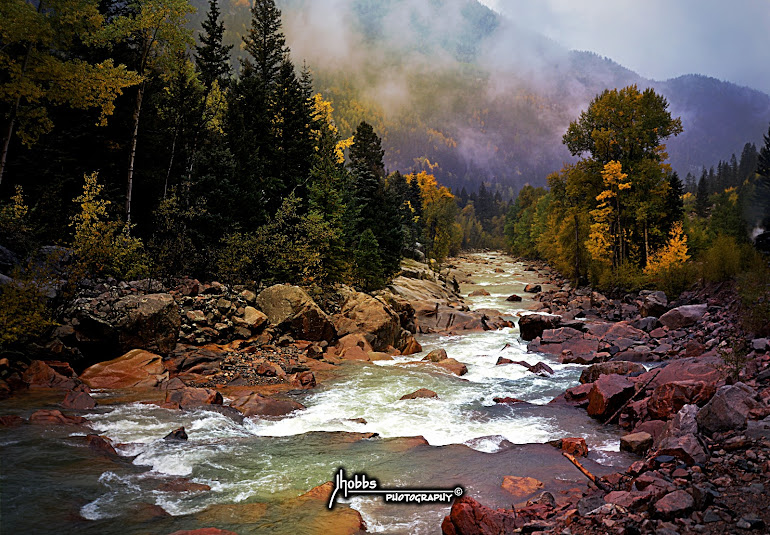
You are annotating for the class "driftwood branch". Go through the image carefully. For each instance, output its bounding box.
[562,452,610,492]
[602,369,661,426]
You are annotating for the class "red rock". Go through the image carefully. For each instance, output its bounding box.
[255,363,278,376]
[620,432,653,455]
[493,397,525,404]
[87,434,118,456]
[133,503,171,521]
[112,293,181,355]
[524,284,541,293]
[441,495,518,535]
[501,476,544,499]
[633,474,676,506]
[400,337,422,355]
[80,349,169,389]
[659,304,707,329]
[29,409,86,425]
[496,357,513,365]
[332,291,400,350]
[560,437,589,457]
[684,340,705,357]
[434,358,468,376]
[637,357,722,389]
[518,314,561,341]
[165,386,222,409]
[0,415,24,426]
[506,294,522,302]
[656,433,708,465]
[22,360,77,390]
[157,478,211,493]
[632,420,667,443]
[587,374,635,419]
[696,382,760,433]
[62,390,97,410]
[654,490,694,519]
[257,284,337,342]
[339,345,370,361]
[647,381,716,420]
[230,393,305,418]
[605,490,650,510]
[291,371,316,389]
[469,289,490,297]
[400,388,438,400]
[44,360,77,378]
[164,427,188,441]
[579,361,646,384]
[423,348,448,362]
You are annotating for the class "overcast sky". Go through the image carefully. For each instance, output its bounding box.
[478,0,770,94]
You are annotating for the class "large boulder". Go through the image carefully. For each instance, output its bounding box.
[636,357,722,389]
[112,293,180,355]
[528,327,599,364]
[229,393,306,418]
[579,361,646,384]
[518,314,561,341]
[256,284,336,342]
[587,374,635,419]
[22,360,78,389]
[165,386,223,409]
[333,292,402,352]
[80,349,169,389]
[638,290,668,318]
[400,388,438,400]
[659,304,707,329]
[696,382,760,434]
[441,495,517,535]
[646,380,716,420]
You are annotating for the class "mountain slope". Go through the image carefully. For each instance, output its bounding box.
[200,0,770,194]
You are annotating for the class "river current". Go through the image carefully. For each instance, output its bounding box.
[0,252,635,534]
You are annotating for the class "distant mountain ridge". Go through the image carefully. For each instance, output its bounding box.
[199,0,770,195]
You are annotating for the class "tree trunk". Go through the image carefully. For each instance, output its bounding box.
[164,125,179,199]
[573,213,580,285]
[126,81,145,223]
[0,2,42,186]
[644,222,649,267]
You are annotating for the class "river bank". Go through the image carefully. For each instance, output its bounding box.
[1,252,769,534]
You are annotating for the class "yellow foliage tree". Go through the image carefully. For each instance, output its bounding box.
[644,221,690,275]
[406,171,458,262]
[587,160,631,265]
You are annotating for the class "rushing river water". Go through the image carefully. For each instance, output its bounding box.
[0,252,637,534]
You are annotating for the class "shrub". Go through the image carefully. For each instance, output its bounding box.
[737,255,770,337]
[70,173,149,281]
[0,265,56,349]
[699,234,741,282]
[0,185,34,256]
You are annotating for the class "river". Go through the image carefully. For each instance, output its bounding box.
[0,252,635,534]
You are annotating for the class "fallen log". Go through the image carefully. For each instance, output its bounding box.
[562,452,610,492]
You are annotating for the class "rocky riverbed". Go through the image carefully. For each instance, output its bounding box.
[1,252,769,534]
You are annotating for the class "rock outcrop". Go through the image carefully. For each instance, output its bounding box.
[80,349,168,389]
[256,285,336,342]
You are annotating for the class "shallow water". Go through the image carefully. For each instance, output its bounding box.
[0,252,637,534]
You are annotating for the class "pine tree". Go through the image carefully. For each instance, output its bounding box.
[696,168,710,217]
[662,171,684,234]
[349,121,385,179]
[194,0,232,92]
[756,123,770,226]
[242,0,286,90]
